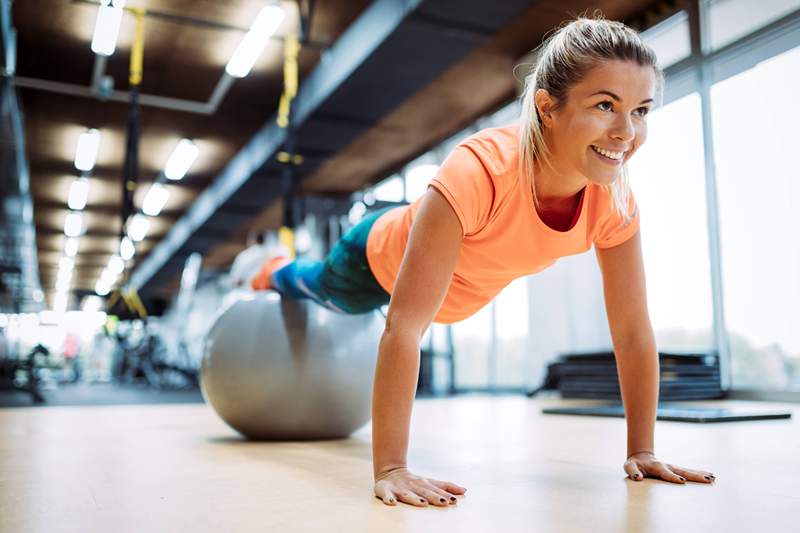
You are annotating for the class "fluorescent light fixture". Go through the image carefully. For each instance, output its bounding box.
[53,293,68,313]
[68,178,89,210]
[64,237,79,257]
[142,182,169,216]
[82,295,104,313]
[164,139,199,181]
[95,280,111,296]
[119,236,135,261]
[225,5,285,78]
[56,277,71,293]
[58,257,74,275]
[107,254,125,275]
[74,128,101,172]
[91,0,126,56]
[64,211,83,237]
[127,214,149,242]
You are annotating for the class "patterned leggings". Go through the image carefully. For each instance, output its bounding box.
[271,207,394,314]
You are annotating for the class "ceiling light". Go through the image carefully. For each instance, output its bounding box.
[55,277,71,293]
[95,281,111,297]
[82,295,104,313]
[225,5,285,78]
[91,1,126,56]
[58,256,74,272]
[53,293,68,313]
[127,214,149,242]
[74,128,101,172]
[120,236,135,261]
[142,182,169,216]
[68,178,90,210]
[64,211,83,237]
[107,254,125,276]
[164,139,198,181]
[64,237,79,257]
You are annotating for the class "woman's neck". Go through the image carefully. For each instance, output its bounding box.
[532,158,587,208]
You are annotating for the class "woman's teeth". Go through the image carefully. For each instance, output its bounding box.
[591,146,624,160]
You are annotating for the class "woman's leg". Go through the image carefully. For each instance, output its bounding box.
[252,206,397,313]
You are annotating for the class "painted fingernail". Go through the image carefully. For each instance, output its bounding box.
[450,496,457,502]
[704,475,712,481]
[419,498,426,503]
[679,477,686,482]
[440,498,446,503]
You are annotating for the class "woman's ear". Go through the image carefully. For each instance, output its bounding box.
[534,88,555,127]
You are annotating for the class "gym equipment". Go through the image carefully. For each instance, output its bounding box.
[528,351,723,400]
[201,292,384,440]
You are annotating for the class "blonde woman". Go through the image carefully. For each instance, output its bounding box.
[252,16,716,507]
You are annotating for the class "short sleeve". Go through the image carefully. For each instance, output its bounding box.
[594,188,640,248]
[428,145,495,236]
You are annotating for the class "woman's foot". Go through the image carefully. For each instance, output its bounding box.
[250,251,292,291]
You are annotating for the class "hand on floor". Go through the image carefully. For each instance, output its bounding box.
[624,451,716,484]
[374,466,466,507]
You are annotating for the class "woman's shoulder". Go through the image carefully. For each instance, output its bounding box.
[459,122,521,178]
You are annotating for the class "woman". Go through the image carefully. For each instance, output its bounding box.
[251,16,716,507]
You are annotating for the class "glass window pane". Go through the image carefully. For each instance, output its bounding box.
[405,163,439,202]
[495,277,529,387]
[641,11,692,69]
[705,0,800,51]
[627,92,714,349]
[372,175,404,202]
[452,302,492,388]
[710,45,800,389]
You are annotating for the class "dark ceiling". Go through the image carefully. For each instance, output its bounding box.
[11,0,675,312]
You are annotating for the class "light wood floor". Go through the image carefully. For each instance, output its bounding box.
[1,395,797,533]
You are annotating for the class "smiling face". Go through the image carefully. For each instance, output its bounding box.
[536,60,657,187]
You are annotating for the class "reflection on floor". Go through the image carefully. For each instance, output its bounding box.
[0,396,796,533]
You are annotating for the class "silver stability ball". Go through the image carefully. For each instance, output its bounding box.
[200,292,384,440]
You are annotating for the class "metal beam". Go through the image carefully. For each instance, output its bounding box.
[128,0,424,291]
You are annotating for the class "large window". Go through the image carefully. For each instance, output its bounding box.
[705,0,800,50]
[627,93,714,350]
[710,45,800,388]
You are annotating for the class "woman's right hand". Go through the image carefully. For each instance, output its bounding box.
[374,466,467,507]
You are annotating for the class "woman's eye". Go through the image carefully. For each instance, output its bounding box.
[635,107,650,117]
[596,101,613,111]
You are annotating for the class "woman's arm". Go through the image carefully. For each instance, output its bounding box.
[596,230,715,484]
[372,187,465,506]
[595,229,658,457]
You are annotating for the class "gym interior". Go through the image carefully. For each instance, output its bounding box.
[1,1,798,531]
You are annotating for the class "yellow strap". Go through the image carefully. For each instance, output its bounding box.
[276,34,300,128]
[278,226,296,259]
[128,7,146,86]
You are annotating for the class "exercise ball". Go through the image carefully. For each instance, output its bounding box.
[200,292,385,440]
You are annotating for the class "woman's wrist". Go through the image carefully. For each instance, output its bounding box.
[626,449,655,460]
[374,463,408,482]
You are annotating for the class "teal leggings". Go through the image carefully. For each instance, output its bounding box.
[271,208,395,314]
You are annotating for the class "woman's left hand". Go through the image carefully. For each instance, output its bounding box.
[624,451,716,484]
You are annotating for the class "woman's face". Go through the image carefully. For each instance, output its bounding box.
[537,60,657,187]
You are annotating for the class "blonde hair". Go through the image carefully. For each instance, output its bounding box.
[518,14,664,216]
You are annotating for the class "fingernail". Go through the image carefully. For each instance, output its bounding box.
[704,475,712,481]
[679,477,686,482]
[440,498,446,503]
[419,498,426,503]
[450,496,457,502]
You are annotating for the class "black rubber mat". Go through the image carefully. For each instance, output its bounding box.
[542,404,793,423]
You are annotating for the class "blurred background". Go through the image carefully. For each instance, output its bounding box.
[1,0,798,406]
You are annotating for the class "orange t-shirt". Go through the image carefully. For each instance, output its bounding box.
[366,123,640,324]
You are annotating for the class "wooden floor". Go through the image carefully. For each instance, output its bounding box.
[1,395,797,533]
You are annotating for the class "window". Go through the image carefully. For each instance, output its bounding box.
[494,277,530,387]
[642,10,692,69]
[452,303,493,388]
[372,175,404,202]
[710,45,800,388]
[627,92,715,349]
[705,0,800,51]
